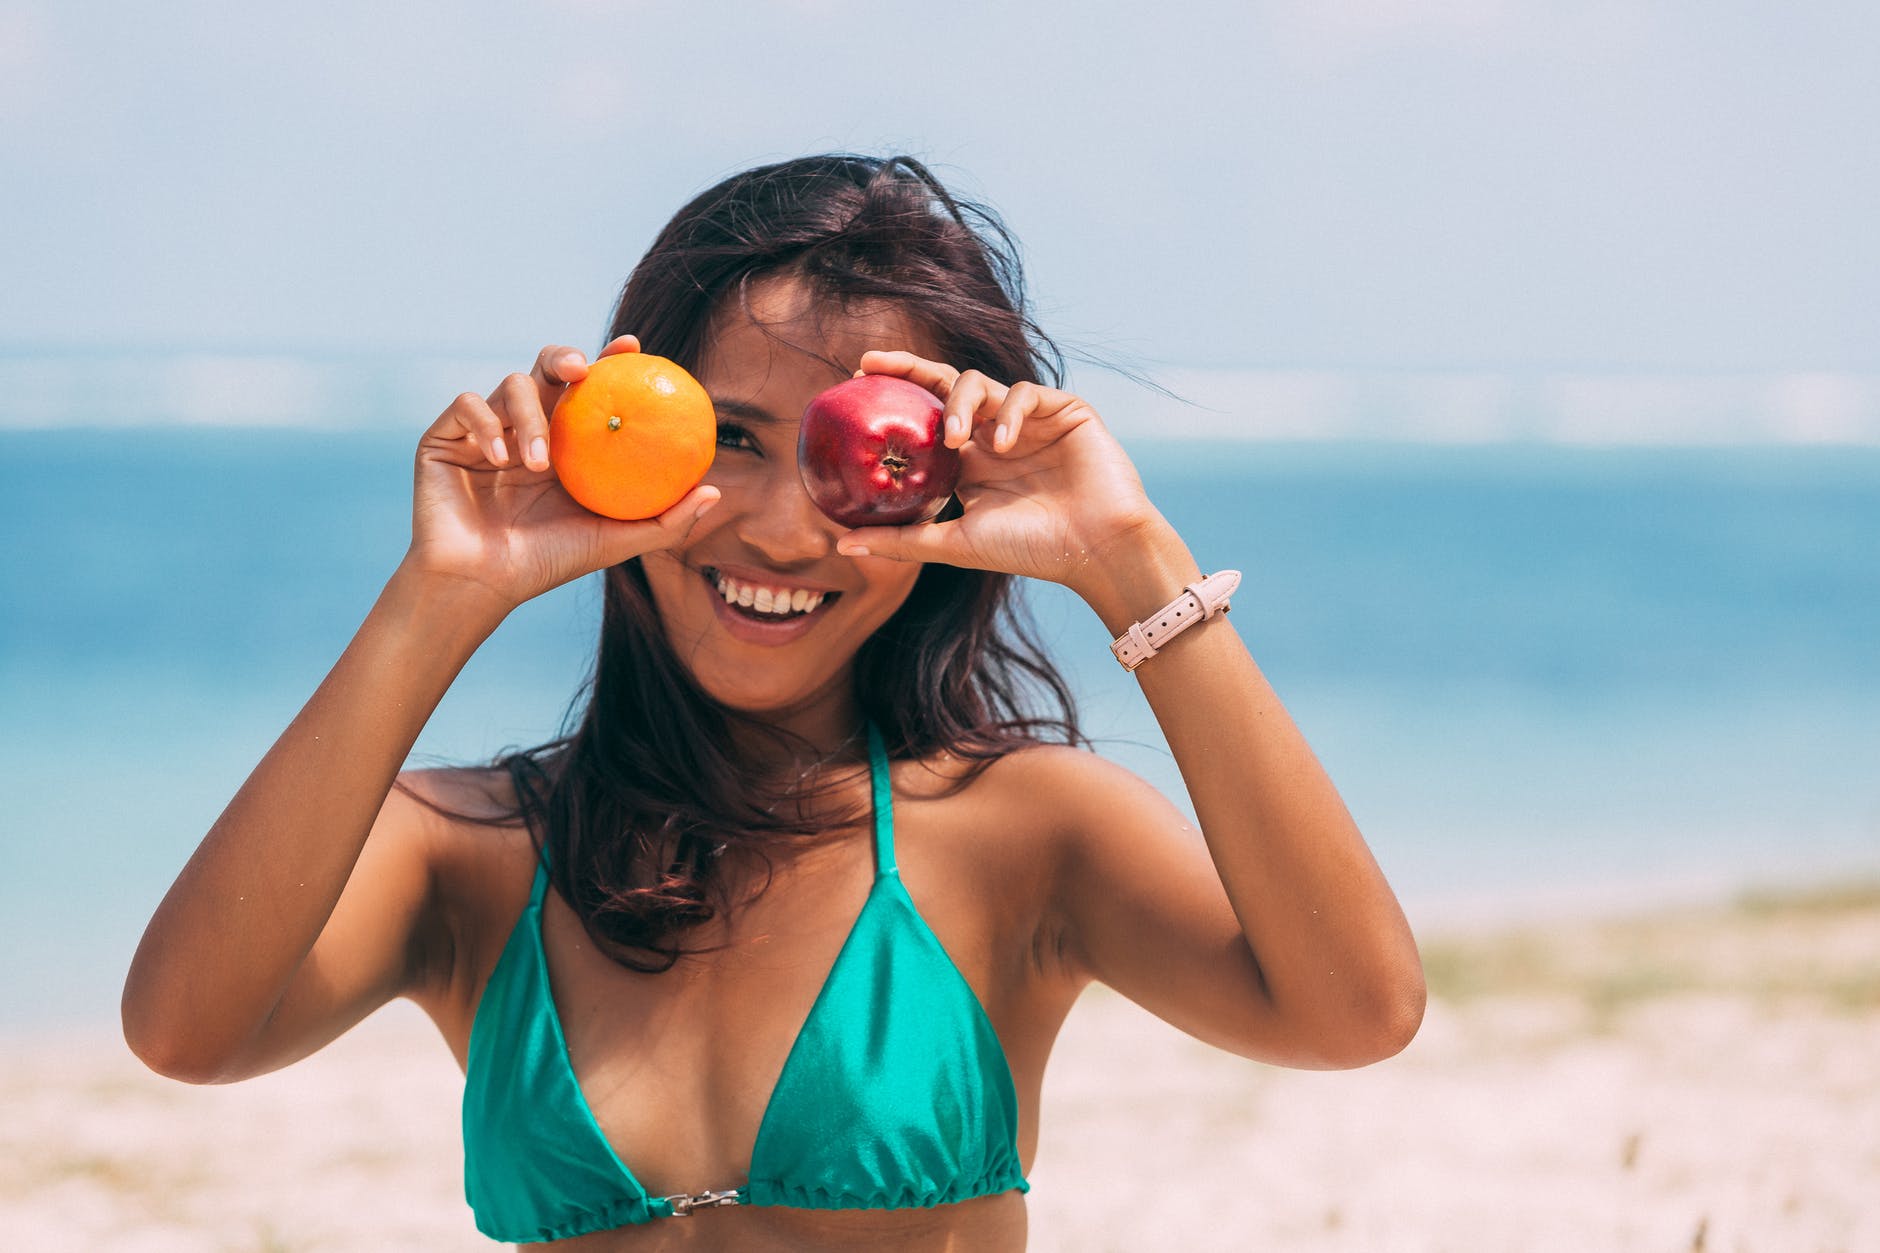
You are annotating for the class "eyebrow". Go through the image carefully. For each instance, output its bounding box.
[711,398,784,425]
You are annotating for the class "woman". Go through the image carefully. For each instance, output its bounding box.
[123,154,1424,1250]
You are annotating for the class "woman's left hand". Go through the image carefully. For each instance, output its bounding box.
[848,357,1426,1072]
[834,351,1168,595]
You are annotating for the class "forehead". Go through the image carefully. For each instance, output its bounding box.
[696,274,935,403]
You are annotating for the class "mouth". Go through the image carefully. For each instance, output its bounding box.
[698,565,842,636]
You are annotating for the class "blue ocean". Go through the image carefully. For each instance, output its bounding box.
[4,426,1877,1026]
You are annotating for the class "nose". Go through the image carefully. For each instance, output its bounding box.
[731,456,842,567]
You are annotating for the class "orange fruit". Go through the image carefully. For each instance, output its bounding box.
[549,352,716,520]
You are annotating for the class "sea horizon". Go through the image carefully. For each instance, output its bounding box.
[5,346,1880,446]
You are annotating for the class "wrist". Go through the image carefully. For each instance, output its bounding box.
[385,557,516,642]
[1070,515,1205,637]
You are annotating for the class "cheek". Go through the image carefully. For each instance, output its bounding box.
[851,563,924,628]
[701,455,770,497]
[639,553,706,634]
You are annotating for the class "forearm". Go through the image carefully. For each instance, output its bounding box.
[122,561,508,1063]
[1075,519,1424,1063]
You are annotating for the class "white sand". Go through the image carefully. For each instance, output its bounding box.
[6,889,1876,1251]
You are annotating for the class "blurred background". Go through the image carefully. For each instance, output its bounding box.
[2,0,1875,1026]
[4,4,1878,1249]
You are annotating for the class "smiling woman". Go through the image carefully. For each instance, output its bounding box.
[120,154,1424,1250]
[638,280,935,718]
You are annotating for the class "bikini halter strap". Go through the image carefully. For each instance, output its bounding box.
[529,838,552,907]
[530,727,896,890]
[865,722,896,877]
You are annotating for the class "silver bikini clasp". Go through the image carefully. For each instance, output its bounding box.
[661,1188,742,1217]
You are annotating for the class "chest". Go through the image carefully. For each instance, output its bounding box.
[479,792,1039,1202]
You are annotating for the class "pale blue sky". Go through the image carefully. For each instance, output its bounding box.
[3,0,1875,374]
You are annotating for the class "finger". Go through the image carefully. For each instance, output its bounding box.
[425,391,510,466]
[635,483,722,547]
[989,380,1053,454]
[591,484,722,565]
[526,344,590,450]
[834,517,977,569]
[658,483,721,535]
[597,334,641,358]
[534,343,589,386]
[941,370,1010,449]
[492,372,552,471]
[858,349,961,398]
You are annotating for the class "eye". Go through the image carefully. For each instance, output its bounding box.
[715,421,758,453]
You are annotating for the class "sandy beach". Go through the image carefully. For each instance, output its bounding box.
[6,884,1875,1252]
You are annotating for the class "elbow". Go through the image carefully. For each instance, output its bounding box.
[1362,973,1427,1063]
[1327,964,1427,1068]
[1287,964,1427,1071]
[121,983,241,1086]
[125,1041,226,1087]
[121,1009,204,1085]
[123,1021,240,1087]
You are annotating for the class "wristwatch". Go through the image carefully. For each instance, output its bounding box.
[1109,570,1242,672]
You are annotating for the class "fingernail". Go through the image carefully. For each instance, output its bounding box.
[837,540,869,557]
[491,436,509,464]
[946,416,963,442]
[994,423,1008,448]
[529,437,548,465]
[695,496,719,519]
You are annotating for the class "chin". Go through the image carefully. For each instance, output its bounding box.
[691,669,844,719]
[639,549,909,720]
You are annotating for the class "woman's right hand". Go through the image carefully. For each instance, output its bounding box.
[124,335,723,1085]
[406,334,720,611]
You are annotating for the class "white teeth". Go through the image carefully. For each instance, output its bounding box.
[711,571,828,617]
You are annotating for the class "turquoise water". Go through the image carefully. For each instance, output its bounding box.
[4,431,1877,1025]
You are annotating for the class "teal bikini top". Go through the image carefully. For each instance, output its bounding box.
[461,725,1028,1243]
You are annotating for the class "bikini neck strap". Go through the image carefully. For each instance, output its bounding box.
[533,725,895,884]
[865,722,896,877]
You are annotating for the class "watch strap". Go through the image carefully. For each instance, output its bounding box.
[1109,570,1242,672]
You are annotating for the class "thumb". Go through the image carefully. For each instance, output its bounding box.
[593,485,721,564]
[835,518,973,567]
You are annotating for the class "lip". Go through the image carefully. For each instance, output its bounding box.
[705,561,844,597]
[698,565,840,647]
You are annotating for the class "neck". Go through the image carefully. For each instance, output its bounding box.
[725,677,869,777]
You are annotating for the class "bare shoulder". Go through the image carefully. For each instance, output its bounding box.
[950,741,1181,841]
[392,764,536,895]
[988,741,1154,801]
[394,763,520,824]
[891,741,1206,996]
[900,738,1128,796]
[896,740,1183,881]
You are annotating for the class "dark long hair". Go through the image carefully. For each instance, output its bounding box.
[498,155,1082,970]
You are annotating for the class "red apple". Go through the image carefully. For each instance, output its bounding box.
[798,375,962,528]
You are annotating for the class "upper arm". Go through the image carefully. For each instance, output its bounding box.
[222,774,454,1079]
[1030,750,1284,1060]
